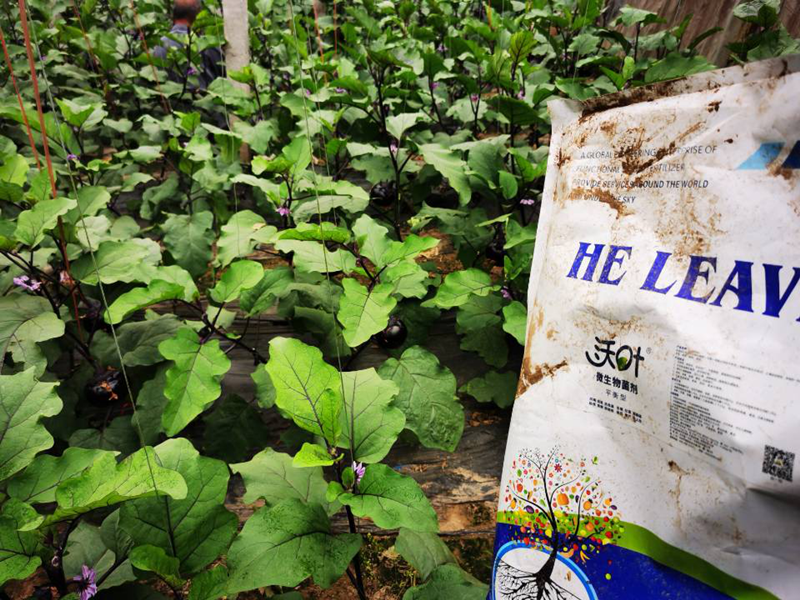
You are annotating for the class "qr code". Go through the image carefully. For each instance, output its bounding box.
[762,445,795,482]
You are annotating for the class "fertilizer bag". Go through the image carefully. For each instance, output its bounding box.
[490,55,800,600]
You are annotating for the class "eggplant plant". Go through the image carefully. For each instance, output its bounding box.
[0,0,793,598]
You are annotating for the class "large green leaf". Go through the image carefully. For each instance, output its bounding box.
[419,144,472,205]
[352,214,392,267]
[129,545,184,588]
[338,279,396,347]
[395,529,457,580]
[327,463,438,532]
[386,112,426,140]
[460,370,517,409]
[0,295,64,373]
[7,447,108,504]
[209,260,263,303]
[0,369,62,481]
[46,446,188,524]
[225,499,361,592]
[231,448,334,513]
[63,520,136,590]
[93,314,183,368]
[422,269,498,309]
[274,240,357,273]
[502,300,527,345]
[120,438,237,575]
[162,211,214,278]
[0,517,42,586]
[203,395,270,463]
[104,280,185,325]
[158,328,231,436]
[14,196,76,247]
[377,346,464,452]
[338,368,403,464]
[265,337,343,445]
[239,266,293,316]
[402,564,489,599]
[71,240,151,284]
[216,210,276,268]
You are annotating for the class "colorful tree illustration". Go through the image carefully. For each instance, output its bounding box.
[496,446,623,599]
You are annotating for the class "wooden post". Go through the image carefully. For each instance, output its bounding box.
[222,0,250,161]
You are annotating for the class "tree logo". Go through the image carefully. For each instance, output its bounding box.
[492,446,623,600]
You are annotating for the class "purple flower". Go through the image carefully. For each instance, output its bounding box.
[13,275,41,293]
[437,43,445,53]
[520,198,536,206]
[73,565,97,600]
[431,81,440,90]
[517,90,525,99]
[277,205,291,217]
[305,88,312,96]
[389,141,398,155]
[67,153,78,161]
[352,461,366,485]
[501,286,512,300]
[187,66,198,76]
[335,87,345,93]
[470,94,479,103]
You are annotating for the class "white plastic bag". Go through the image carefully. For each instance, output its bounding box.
[491,55,800,600]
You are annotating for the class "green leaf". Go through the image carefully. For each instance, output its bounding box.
[158,328,231,436]
[386,112,426,140]
[456,294,507,368]
[460,371,517,409]
[383,262,430,299]
[402,564,488,599]
[508,30,536,70]
[489,96,541,126]
[568,32,601,56]
[422,269,498,309]
[293,442,336,467]
[266,337,343,444]
[504,220,536,250]
[338,279,397,347]
[15,197,77,247]
[162,211,214,278]
[71,241,151,284]
[251,365,276,409]
[395,529,457,580]
[0,517,42,586]
[63,520,136,590]
[131,368,168,445]
[46,446,188,524]
[203,395,270,463]
[645,53,715,84]
[419,144,472,205]
[7,447,108,504]
[352,214,392,267]
[615,6,665,26]
[128,145,162,162]
[120,438,237,576]
[0,369,61,481]
[240,266,293,316]
[0,154,28,186]
[733,0,780,27]
[274,240,357,274]
[66,185,111,223]
[210,260,263,303]
[104,280,185,325]
[338,368,403,464]
[498,170,518,200]
[278,222,351,244]
[130,545,184,588]
[216,210,276,268]
[382,235,439,267]
[93,315,182,368]
[225,499,361,592]
[0,295,65,373]
[327,463,438,532]
[502,301,527,345]
[231,448,334,512]
[378,346,464,452]
[1,498,42,531]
